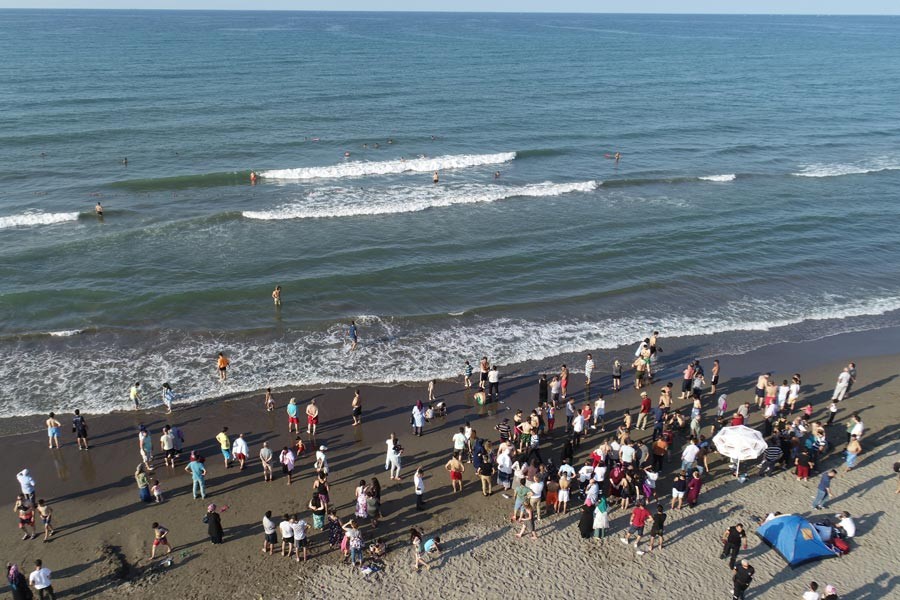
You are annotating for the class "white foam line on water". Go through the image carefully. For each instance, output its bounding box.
[259,152,516,180]
[243,180,598,220]
[0,211,79,230]
[698,174,736,182]
[48,330,83,337]
[792,157,900,178]
[3,293,900,417]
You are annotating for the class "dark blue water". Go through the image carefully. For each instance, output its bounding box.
[1,11,899,415]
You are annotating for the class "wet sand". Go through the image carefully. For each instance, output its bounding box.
[2,327,899,599]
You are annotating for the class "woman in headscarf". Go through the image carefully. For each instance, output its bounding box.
[16,469,36,505]
[592,495,609,539]
[578,502,594,538]
[135,464,152,503]
[7,563,30,600]
[686,470,703,507]
[206,504,223,544]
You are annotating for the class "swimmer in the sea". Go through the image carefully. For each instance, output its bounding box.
[614,152,620,163]
[272,285,282,307]
[95,202,103,216]
[344,151,351,157]
[373,143,380,149]
[494,171,501,179]
[433,171,439,184]
[387,139,393,144]
[122,157,128,166]
[250,171,258,184]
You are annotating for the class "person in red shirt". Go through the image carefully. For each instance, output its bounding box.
[620,501,652,554]
[636,392,652,430]
[730,412,745,427]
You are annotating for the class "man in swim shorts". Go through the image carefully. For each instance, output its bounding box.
[306,399,319,436]
[445,452,465,493]
[217,352,230,381]
[46,413,61,449]
[150,522,171,559]
[286,398,299,433]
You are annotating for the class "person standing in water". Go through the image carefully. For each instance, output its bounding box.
[46,413,61,449]
[95,202,103,217]
[432,171,439,184]
[130,382,142,410]
[217,353,230,381]
[272,285,281,307]
[348,321,359,351]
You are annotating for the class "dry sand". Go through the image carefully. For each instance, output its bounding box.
[3,328,898,599]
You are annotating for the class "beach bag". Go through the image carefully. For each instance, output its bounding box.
[833,538,850,555]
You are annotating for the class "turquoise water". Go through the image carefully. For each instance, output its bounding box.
[2,11,900,415]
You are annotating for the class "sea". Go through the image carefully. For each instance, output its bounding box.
[2,10,900,417]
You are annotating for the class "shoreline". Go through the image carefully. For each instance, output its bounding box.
[5,323,900,438]
[2,322,898,599]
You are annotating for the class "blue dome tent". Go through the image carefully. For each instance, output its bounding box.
[756,514,839,567]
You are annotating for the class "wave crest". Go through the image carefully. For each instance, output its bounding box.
[792,158,900,178]
[0,211,80,230]
[260,152,516,180]
[243,180,598,220]
[699,174,736,182]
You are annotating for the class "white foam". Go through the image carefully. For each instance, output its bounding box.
[0,211,79,230]
[243,180,598,220]
[792,158,900,178]
[259,152,516,180]
[3,292,899,417]
[48,330,83,337]
[699,174,736,182]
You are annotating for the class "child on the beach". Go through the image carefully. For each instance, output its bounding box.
[151,480,164,503]
[463,361,472,388]
[36,499,53,542]
[265,387,274,412]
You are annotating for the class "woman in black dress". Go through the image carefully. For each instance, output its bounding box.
[206,504,223,544]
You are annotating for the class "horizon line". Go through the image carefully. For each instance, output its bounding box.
[0,7,898,17]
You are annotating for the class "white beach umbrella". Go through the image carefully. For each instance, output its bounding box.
[712,425,768,476]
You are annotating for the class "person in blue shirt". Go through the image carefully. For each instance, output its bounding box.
[813,469,837,509]
[348,321,358,351]
[423,536,442,554]
[185,457,207,500]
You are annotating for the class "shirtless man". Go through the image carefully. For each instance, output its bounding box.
[36,499,53,541]
[306,399,319,437]
[95,202,103,216]
[272,285,282,307]
[445,452,465,492]
[351,390,362,426]
[755,373,770,408]
[479,356,489,390]
[46,413,61,449]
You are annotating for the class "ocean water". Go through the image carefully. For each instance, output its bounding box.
[2,11,900,416]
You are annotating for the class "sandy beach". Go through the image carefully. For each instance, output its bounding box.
[3,327,899,599]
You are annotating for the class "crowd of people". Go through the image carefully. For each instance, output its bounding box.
[7,334,869,599]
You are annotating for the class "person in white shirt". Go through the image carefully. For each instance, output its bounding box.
[261,510,277,555]
[619,443,636,465]
[802,581,821,600]
[571,413,585,447]
[414,467,426,510]
[497,449,513,490]
[314,445,329,475]
[385,434,397,471]
[527,475,544,520]
[776,381,790,411]
[592,464,607,483]
[832,368,851,402]
[584,354,595,385]
[578,461,594,485]
[452,427,468,461]
[592,395,606,430]
[835,511,855,539]
[29,560,55,598]
[681,440,700,473]
[232,434,250,470]
[849,414,865,440]
[487,366,500,402]
[558,460,576,480]
[160,428,177,468]
[291,515,309,562]
[278,515,294,557]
